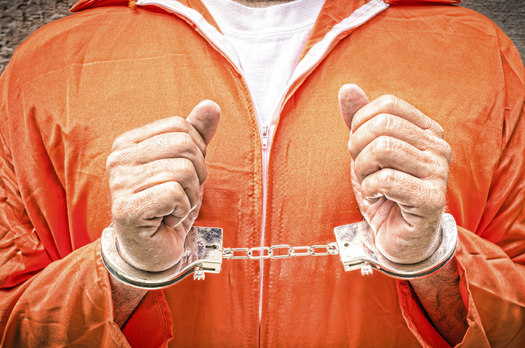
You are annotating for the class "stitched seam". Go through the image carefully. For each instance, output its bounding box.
[154,291,170,345]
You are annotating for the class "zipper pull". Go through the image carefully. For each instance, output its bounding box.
[261,125,268,149]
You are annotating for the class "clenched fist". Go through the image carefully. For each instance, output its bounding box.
[339,85,451,264]
[106,101,220,272]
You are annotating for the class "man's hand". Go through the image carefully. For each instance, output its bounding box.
[106,100,220,272]
[338,84,452,264]
[339,85,468,345]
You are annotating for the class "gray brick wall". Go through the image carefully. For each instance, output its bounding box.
[1,0,524,74]
[462,0,524,60]
[0,0,76,73]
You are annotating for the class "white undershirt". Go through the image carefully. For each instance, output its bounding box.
[201,0,325,126]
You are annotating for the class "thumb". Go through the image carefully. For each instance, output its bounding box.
[338,84,369,132]
[186,100,221,147]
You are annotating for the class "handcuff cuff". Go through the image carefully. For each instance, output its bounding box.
[101,213,457,290]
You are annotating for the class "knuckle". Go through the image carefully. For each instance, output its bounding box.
[374,113,390,130]
[178,158,197,179]
[178,205,191,219]
[373,136,392,157]
[106,152,117,171]
[112,134,128,151]
[379,169,397,189]
[435,123,445,139]
[433,138,452,162]
[436,157,449,176]
[111,197,130,220]
[377,113,399,135]
[419,151,449,183]
[176,132,194,150]
[172,116,190,132]
[428,157,447,181]
[108,172,126,191]
[106,150,123,171]
[443,142,452,163]
[353,153,364,173]
[106,148,133,172]
[380,95,398,111]
[178,195,192,216]
[166,181,185,201]
[347,139,355,157]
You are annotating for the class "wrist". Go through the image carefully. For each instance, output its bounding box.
[334,213,457,279]
[108,272,148,328]
[409,257,468,346]
[101,225,223,290]
[377,217,443,265]
[113,221,183,272]
[410,254,459,290]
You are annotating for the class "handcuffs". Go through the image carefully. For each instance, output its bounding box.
[101,214,457,290]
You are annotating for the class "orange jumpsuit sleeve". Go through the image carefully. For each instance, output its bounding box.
[397,24,525,348]
[0,63,172,347]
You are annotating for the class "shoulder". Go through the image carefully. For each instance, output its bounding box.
[377,3,500,39]
[7,5,190,87]
[7,6,128,86]
[375,3,523,78]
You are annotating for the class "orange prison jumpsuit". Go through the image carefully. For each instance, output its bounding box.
[0,0,524,346]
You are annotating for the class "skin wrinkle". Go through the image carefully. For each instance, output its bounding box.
[351,114,436,158]
[370,137,432,180]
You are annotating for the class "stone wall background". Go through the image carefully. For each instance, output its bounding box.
[0,0,524,74]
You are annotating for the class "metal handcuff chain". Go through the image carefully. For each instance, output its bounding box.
[101,214,458,290]
[222,244,339,260]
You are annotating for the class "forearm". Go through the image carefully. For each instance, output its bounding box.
[0,241,134,345]
[409,257,468,346]
[109,274,148,328]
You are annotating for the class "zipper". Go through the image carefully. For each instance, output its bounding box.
[135,0,389,345]
[261,125,269,149]
[259,124,268,343]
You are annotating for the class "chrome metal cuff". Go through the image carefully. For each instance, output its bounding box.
[100,225,223,290]
[333,213,458,279]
